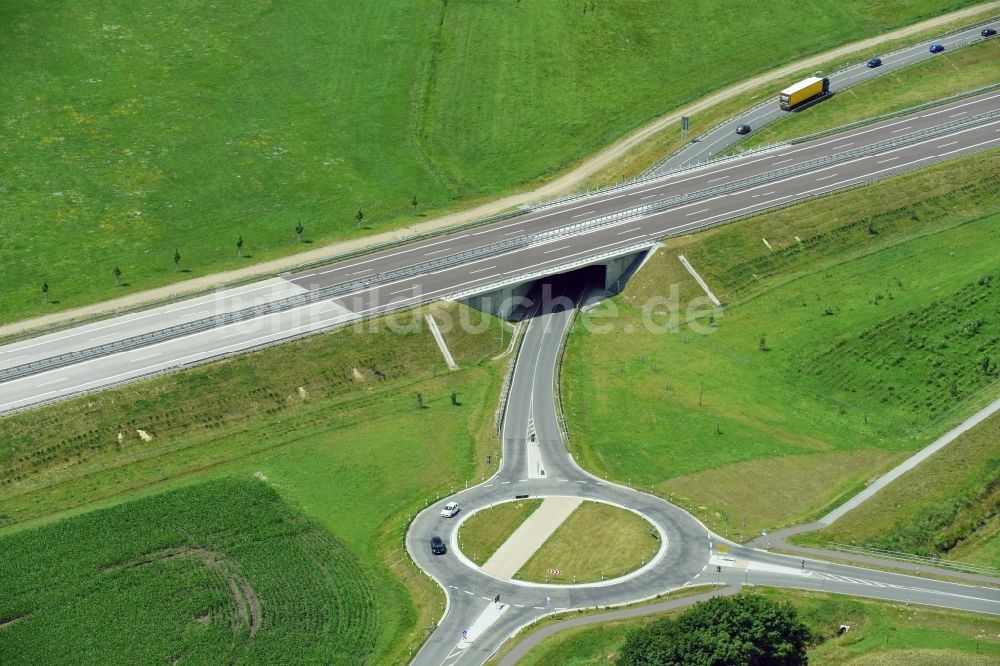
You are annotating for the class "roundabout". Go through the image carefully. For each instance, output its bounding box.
[406,282,714,665]
[453,497,664,586]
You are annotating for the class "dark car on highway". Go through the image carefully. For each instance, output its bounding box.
[735,124,751,135]
[929,44,945,53]
[431,536,446,555]
[866,57,882,68]
[982,28,997,37]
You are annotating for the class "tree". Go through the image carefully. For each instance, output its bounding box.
[758,334,769,352]
[42,281,49,304]
[411,195,418,216]
[295,223,304,242]
[415,392,423,409]
[355,208,364,230]
[113,266,122,287]
[617,593,810,666]
[173,249,181,273]
[450,391,459,406]
[236,235,244,258]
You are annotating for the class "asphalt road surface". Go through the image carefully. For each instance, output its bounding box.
[406,281,1000,666]
[650,19,1000,173]
[2,92,999,414]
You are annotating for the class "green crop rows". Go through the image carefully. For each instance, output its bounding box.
[0,478,378,664]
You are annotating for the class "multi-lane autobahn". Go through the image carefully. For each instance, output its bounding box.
[2,90,998,414]
[651,18,999,172]
[407,280,1000,666]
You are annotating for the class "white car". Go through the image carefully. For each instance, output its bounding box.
[441,502,459,518]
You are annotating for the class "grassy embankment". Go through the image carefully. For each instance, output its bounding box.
[0,301,508,663]
[562,149,1000,544]
[735,37,1000,151]
[458,499,542,566]
[796,408,1000,570]
[577,4,1000,190]
[516,501,660,584]
[516,587,1000,666]
[0,479,379,665]
[0,0,976,324]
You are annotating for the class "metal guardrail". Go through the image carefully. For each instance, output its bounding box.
[827,542,998,576]
[5,108,997,385]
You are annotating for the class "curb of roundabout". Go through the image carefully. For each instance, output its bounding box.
[449,495,670,590]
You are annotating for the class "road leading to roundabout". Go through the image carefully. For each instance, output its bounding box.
[406,278,713,666]
[407,274,1000,666]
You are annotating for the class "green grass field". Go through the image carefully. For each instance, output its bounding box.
[737,38,1000,151]
[517,588,1000,665]
[795,408,1000,569]
[459,499,542,566]
[563,149,1000,539]
[0,0,975,324]
[0,478,377,664]
[517,501,660,584]
[0,301,507,663]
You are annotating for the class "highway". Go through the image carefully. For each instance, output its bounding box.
[1,92,999,414]
[406,280,1000,666]
[651,18,1000,172]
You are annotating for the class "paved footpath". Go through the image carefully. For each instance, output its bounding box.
[481,497,582,580]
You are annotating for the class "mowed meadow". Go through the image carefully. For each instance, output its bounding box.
[562,149,1000,540]
[0,0,977,322]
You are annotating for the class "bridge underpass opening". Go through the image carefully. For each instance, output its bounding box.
[460,248,651,321]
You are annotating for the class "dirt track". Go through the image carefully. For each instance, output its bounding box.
[5,1,997,338]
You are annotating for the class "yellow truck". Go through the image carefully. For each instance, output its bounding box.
[779,76,830,110]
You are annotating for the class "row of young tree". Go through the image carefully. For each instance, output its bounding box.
[37,196,425,302]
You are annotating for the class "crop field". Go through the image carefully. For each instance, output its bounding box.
[459,499,542,566]
[0,0,974,324]
[562,150,1000,539]
[516,501,660,584]
[0,478,377,664]
[798,408,1000,569]
[515,588,1000,665]
[0,301,507,662]
[737,38,1000,151]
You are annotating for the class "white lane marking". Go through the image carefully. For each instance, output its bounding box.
[219,331,244,340]
[771,158,793,165]
[468,265,496,274]
[37,377,64,387]
[388,286,414,296]
[751,191,775,198]
[543,245,572,254]
[617,227,640,235]
[890,125,913,133]
[829,142,853,150]
[641,194,658,199]
[937,135,1000,157]
[131,352,162,363]
[504,230,523,235]
[949,111,968,117]
[686,208,710,216]
[877,157,899,164]
[425,247,452,256]
[815,173,838,181]
[706,176,728,183]
[937,141,958,148]
[571,210,595,218]
[311,234,470,276]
